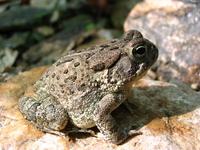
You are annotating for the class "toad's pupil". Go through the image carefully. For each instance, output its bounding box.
[136,46,145,55]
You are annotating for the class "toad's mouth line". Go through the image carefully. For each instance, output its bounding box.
[136,63,148,76]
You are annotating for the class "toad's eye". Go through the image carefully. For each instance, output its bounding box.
[132,44,146,58]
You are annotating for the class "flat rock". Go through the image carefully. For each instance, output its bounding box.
[0,66,199,149]
[124,0,200,90]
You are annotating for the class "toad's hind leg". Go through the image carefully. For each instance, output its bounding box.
[18,96,69,136]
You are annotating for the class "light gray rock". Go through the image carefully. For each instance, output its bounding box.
[124,0,200,90]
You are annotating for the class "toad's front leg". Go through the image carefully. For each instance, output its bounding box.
[93,92,131,144]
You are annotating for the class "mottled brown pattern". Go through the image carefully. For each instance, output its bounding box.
[18,30,158,144]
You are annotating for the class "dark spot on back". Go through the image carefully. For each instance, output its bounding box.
[59,84,64,87]
[85,53,95,59]
[67,75,77,82]
[52,73,56,78]
[100,48,104,51]
[63,69,68,74]
[56,75,60,80]
[110,46,119,50]
[74,62,80,67]
[99,44,109,48]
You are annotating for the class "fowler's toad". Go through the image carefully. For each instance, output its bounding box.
[18,30,158,144]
